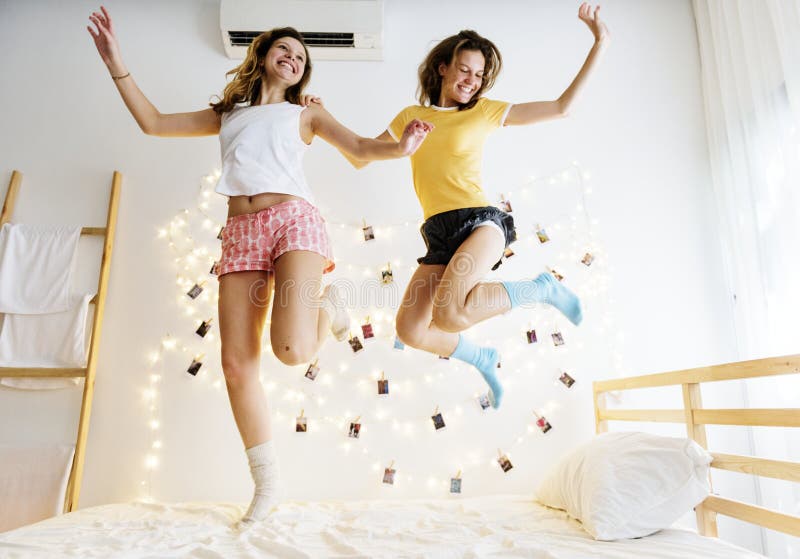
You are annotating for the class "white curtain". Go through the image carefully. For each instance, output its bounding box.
[693,1,800,557]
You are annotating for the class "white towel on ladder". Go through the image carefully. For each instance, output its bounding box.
[0,292,95,389]
[0,444,76,532]
[0,223,81,314]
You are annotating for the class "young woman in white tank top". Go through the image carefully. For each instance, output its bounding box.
[88,6,432,527]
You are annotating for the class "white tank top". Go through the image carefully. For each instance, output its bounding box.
[215,102,314,203]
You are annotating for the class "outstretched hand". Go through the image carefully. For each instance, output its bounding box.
[398,119,434,156]
[578,3,610,44]
[87,6,124,72]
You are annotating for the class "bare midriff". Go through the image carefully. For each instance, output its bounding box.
[226,192,304,218]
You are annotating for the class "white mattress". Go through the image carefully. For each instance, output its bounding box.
[0,495,763,558]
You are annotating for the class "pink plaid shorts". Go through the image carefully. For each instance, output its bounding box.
[217,199,335,277]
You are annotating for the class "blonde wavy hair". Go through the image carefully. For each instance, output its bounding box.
[417,30,502,111]
[211,27,312,114]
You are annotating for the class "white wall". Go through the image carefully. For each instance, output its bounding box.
[0,0,762,553]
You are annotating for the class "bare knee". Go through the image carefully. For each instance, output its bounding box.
[395,315,428,348]
[273,342,315,366]
[221,351,259,389]
[431,304,469,333]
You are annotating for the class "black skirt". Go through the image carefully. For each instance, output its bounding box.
[417,206,517,271]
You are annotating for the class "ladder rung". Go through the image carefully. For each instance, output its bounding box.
[81,227,106,236]
[0,367,87,378]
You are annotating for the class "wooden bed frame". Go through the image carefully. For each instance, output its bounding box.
[593,354,800,538]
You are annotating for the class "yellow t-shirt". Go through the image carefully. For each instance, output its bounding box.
[388,97,511,220]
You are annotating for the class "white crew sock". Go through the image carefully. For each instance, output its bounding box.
[240,440,280,524]
[321,283,350,341]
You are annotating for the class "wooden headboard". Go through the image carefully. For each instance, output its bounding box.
[593,354,800,538]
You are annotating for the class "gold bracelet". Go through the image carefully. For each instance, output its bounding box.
[111,72,130,81]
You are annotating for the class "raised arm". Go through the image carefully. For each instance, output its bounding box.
[505,3,610,127]
[308,105,431,165]
[87,6,220,137]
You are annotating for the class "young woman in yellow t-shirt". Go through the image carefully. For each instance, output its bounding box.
[352,4,609,409]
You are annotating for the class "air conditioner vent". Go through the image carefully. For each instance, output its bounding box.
[301,32,355,48]
[228,31,355,49]
[221,0,383,61]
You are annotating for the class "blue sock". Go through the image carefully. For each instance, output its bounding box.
[501,272,583,325]
[450,335,503,409]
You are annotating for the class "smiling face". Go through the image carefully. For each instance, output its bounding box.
[263,35,308,86]
[437,49,485,107]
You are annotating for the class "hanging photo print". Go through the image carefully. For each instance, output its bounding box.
[296,410,307,432]
[552,331,565,346]
[548,266,565,282]
[497,450,513,473]
[383,465,396,485]
[431,407,446,430]
[195,318,213,338]
[361,317,374,340]
[186,282,204,299]
[581,252,595,266]
[377,373,389,395]
[534,411,552,433]
[450,471,462,494]
[499,194,512,213]
[559,370,576,387]
[381,262,393,284]
[526,329,538,344]
[362,219,375,241]
[305,359,320,381]
[348,334,364,353]
[187,355,203,376]
[348,419,361,439]
[217,226,225,240]
[478,393,491,411]
[535,224,550,244]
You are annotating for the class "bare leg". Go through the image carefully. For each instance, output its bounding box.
[398,227,510,407]
[395,263,458,356]
[218,271,282,524]
[270,250,330,365]
[218,271,273,447]
[432,226,511,333]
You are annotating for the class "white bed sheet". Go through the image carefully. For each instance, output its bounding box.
[0,495,763,559]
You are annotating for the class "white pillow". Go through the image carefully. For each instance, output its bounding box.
[536,431,712,540]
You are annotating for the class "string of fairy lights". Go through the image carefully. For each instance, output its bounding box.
[137,162,625,500]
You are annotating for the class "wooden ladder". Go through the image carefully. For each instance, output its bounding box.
[0,169,121,513]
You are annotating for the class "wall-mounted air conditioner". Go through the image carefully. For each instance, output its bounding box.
[220,0,383,61]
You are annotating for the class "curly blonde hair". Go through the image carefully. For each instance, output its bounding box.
[417,30,502,111]
[211,28,312,114]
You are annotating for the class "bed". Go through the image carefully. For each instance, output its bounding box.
[0,496,764,558]
[1,354,797,558]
